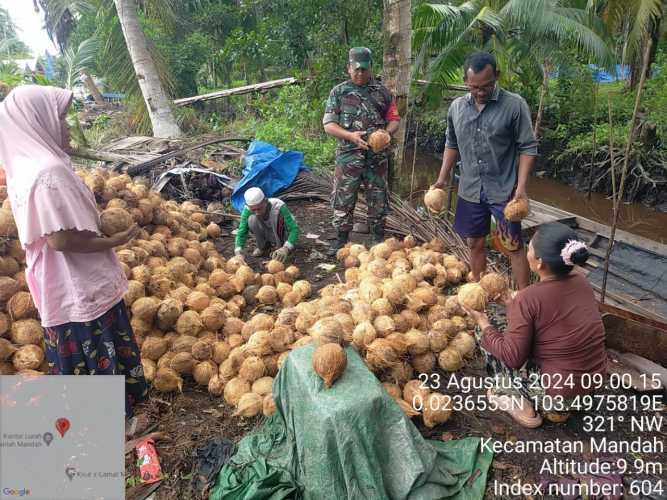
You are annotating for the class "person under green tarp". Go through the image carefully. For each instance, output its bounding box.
[209,345,492,500]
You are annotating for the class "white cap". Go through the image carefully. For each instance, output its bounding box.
[244,187,265,206]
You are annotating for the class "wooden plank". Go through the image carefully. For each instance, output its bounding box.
[589,281,667,324]
[599,302,667,332]
[174,77,298,106]
[606,351,663,392]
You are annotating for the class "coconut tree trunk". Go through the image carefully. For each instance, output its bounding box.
[382,0,411,188]
[113,0,181,138]
[81,70,105,106]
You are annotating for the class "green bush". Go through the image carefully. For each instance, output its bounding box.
[239,85,337,171]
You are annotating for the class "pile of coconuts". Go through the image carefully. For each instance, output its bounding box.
[0,169,509,428]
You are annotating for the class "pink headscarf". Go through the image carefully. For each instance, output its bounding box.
[0,85,99,245]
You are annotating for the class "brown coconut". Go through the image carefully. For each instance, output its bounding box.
[312,343,347,388]
[403,379,431,408]
[156,298,183,331]
[169,352,197,375]
[457,283,487,311]
[411,352,437,373]
[368,128,391,153]
[251,376,274,396]
[0,276,19,302]
[405,329,430,355]
[141,337,169,361]
[238,355,266,382]
[154,367,183,392]
[0,208,18,237]
[12,344,44,371]
[438,348,463,372]
[309,317,344,345]
[450,332,476,358]
[193,360,218,386]
[201,303,226,331]
[224,377,251,406]
[0,338,17,360]
[7,291,37,320]
[234,392,263,417]
[479,272,508,300]
[503,197,530,222]
[99,208,133,236]
[191,340,213,361]
[256,286,278,305]
[141,359,157,383]
[131,297,160,323]
[423,393,453,428]
[396,399,420,418]
[382,382,402,400]
[10,319,42,345]
[208,375,225,396]
[366,338,400,371]
[424,188,446,212]
[176,311,203,336]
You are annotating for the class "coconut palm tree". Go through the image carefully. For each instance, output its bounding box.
[36,0,182,137]
[413,0,614,108]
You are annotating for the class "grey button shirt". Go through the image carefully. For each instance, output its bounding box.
[445,86,538,204]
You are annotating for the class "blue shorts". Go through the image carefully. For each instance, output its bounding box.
[453,190,523,252]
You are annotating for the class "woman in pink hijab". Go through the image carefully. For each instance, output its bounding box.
[0,85,147,416]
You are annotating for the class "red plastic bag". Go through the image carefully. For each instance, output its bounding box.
[136,438,162,484]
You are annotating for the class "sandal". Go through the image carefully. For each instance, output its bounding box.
[487,389,543,428]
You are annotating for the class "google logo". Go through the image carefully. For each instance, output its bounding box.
[2,488,31,497]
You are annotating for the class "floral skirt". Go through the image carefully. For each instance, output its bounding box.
[44,300,148,417]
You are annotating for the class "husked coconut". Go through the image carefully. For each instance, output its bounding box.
[438,348,463,372]
[100,208,133,236]
[503,197,529,222]
[405,329,430,355]
[170,352,196,375]
[10,319,43,345]
[234,392,263,417]
[424,188,446,212]
[0,338,17,360]
[12,345,44,371]
[7,291,37,320]
[171,335,199,354]
[176,311,203,336]
[141,337,169,361]
[312,343,347,388]
[403,380,430,408]
[266,259,284,274]
[154,367,183,392]
[131,297,160,323]
[479,273,508,300]
[200,304,226,331]
[256,286,278,305]
[457,283,487,311]
[367,129,391,153]
[309,317,344,345]
[450,332,476,358]
[238,355,265,382]
[206,223,222,238]
[208,375,225,396]
[251,376,274,396]
[373,315,395,337]
[0,277,19,302]
[156,298,183,330]
[292,280,311,298]
[193,361,218,386]
[186,291,210,312]
[0,208,18,237]
[224,377,251,406]
[366,338,400,371]
[411,352,436,373]
[422,393,453,428]
[191,340,213,361]
[352,321,376,351]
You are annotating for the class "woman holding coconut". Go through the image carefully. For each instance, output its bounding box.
[462,222,607,428]
[0,85,147,417]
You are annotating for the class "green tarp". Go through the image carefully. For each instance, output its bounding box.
[210,345,492,500]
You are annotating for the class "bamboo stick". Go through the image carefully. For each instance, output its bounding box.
[586,81,599,199]
[601,39,653,303]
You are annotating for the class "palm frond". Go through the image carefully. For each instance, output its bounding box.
[63,36,99,89]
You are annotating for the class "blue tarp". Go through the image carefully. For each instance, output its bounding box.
[548,64,631,83]
[231,141,309,213]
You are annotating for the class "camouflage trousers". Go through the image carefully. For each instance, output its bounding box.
[332,151,389,232]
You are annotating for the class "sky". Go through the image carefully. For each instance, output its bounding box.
[1,0,58,57]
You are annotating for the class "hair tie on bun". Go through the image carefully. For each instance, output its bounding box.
[560,240,587,266]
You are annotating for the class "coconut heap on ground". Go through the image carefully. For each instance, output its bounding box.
[0,168,508,428]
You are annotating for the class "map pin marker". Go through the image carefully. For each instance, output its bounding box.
[43,432,53,446]
[65,466,76,481]
[55,417,70,438]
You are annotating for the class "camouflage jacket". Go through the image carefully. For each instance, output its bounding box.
[323,80,394,156]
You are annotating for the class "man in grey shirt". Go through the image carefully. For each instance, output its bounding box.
[432,51,537,288]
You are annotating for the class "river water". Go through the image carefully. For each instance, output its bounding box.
[398,148,667,244]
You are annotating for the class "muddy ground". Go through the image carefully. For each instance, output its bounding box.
[125,198,666,500]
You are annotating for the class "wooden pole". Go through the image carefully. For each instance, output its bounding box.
[445,167,455,221]
[607,94,617,202]
[601,38,653,303]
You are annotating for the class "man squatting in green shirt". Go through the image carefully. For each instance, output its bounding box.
[234,187,300,263]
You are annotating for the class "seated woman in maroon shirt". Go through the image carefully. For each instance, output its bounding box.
[463,222,607,428]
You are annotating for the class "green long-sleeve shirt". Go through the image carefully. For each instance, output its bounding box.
[234,198,299,251]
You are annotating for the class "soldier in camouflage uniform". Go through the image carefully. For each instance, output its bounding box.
[323,47,401,256]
